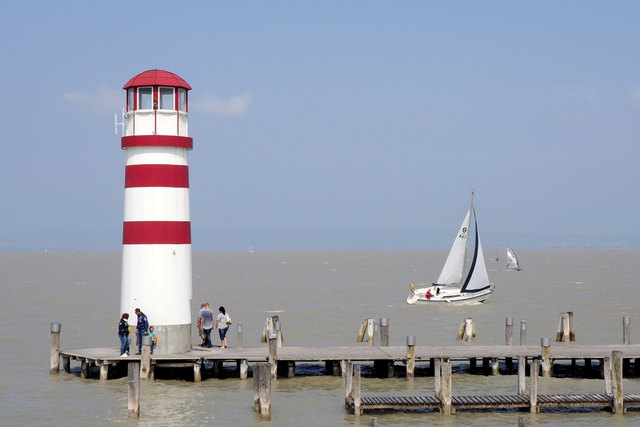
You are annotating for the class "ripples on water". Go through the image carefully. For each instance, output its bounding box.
[1,250,639,425]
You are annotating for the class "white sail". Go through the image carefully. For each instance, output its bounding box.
[506,247,520,270]
[461,213,491,292]
[435,210,471,285]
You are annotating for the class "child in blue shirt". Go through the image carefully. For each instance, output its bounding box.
[148,326,157,354]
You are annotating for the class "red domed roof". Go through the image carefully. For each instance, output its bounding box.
[123,69,192,90]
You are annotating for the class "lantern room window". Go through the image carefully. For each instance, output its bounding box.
[127,88,135,111]
[159,87,174,110]
[178,88,187,112]
[138,87,153,110]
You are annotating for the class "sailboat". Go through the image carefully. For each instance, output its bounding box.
[506,247,522,271]
[406,193,494,305]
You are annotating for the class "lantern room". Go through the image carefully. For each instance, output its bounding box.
[122,69,191,138]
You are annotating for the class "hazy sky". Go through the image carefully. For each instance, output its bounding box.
[2,1,639,251]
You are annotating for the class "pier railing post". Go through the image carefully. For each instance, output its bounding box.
[128,362,140,418]
[253,363,271,419]
[237,322,244,348]
[530,359,539,413]
[623,315,630,345]
[50,322,61,374]
[354,364,362,415]
[379,318,389,347]
[406,336,415,379]
[541,338,552,377]
[520,320,527,346]
[268,329,278,380]
[612,351,624,413]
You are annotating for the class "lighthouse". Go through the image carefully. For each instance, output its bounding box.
[119,69,193,354]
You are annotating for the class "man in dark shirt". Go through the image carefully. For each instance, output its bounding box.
[134,308,149,355]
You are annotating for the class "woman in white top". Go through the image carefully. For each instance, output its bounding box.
[215,306,230,348]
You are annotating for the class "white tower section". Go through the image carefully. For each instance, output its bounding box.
[120,69,193,354]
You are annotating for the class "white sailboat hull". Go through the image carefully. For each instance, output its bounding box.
[407,285,494,305]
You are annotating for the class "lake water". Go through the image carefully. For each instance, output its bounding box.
[1,250,639,426]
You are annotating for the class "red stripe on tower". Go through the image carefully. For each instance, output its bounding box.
[123,221,191,244]
[125,164,189,188]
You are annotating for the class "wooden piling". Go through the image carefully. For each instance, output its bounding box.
[379,318,389,347]
[623,315,630,345]
[357,319,368,342]
[441,358,453,415]
[353,364,362,415]
[367,318,375,346]
[238,359,248,380]
[253,363,271,419]
[128,362,140,418]
[268,329,278,380]
[100,362,109,381]
[541,337,552,377]
[505,317,514,370]
[140,335,153,380]
[530,359,539,413]
[62,356,70,373]
[568,311,576,341]
[517,356,526,396]
[436,359,443,397]
[406,336,415,379]
[50,322,61,374]
[520,320,527,345]
[612,351,624,413]
[274,320,283,348]
[80,360,89,379]
[343,360,353,402]
[603,356,612,395]
[491,357,499,375]
[193,360,202,382]
[237,322,244,348]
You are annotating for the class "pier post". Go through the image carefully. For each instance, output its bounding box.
[238,359,248,380]
[406,336,415,379]
[464,318,476,342]
[268,329,278,380]
[367,318,375,346]
[62,356,70,373]
[193,360,202,382]
[237,322,244,348]
[491,357,500,375]
[541,338,552,377]
[379,318,389,346]
[343,360,353,402]
[612,351,624,413]
[520,320,527,345]
[623,315,630,344]
[354,364,362,415]
[434,358,442,398]
[274,320,283,348]
[140,335,153,380]
[505,317,513,370]
[128,362,140,418]
[530,359,539,413]
[253,363,271,419]
[100,362,109,381]
[517,356,526,396]
[50,322,61,374]
[568,311,575,341]
[80,360,89,379]
[603,356,612,395]
[441,358,453,415]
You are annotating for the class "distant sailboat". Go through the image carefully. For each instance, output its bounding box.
[506,248,522,271]
[406,192,494,305]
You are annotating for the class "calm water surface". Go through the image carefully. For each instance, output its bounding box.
[1,250,639,426]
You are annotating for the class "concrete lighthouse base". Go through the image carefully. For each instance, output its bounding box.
[152,324,192,354]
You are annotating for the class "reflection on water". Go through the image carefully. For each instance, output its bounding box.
[1,250,639,425]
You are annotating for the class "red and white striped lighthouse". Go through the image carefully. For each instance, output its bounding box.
[119,69,193,353]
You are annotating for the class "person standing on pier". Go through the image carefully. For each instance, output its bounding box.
[134,308,149,355]
[196,303,206,346]
[118,313,130,357]
[201,303,215,348]
[215,306,230,349]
